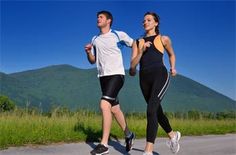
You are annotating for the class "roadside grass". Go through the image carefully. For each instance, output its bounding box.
[0,110,235,149]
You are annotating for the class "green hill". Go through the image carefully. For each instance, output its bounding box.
[0,64,235,112]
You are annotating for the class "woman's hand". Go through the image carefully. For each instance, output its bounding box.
[170,68,177,76]
[129,68,136,76]
[138,41,152,54]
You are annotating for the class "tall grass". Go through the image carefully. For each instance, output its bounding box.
[0,109,235,149]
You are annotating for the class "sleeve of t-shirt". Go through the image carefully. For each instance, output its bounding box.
[117,31,133,47]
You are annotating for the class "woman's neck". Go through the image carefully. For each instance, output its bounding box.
[145,33,157,37]
[145,30,157,37]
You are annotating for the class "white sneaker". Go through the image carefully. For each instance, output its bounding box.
[143,152,153,155]
[166,131,181,154]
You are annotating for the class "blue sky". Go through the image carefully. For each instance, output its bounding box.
[1,0,235,100]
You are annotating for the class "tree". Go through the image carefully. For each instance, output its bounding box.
[0,95,15,112]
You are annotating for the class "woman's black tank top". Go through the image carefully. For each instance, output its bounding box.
[139,35,164,70]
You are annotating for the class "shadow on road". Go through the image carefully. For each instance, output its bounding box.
[74,122,160,155]
[74,121,101,142]
[74,121,130,154]
[132,148,160,155]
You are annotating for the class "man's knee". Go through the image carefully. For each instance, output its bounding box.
[100,99,111,111]
[101,97,119,107]
[111,105,121,114]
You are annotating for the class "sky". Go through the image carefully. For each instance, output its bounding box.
[1,0,235,100]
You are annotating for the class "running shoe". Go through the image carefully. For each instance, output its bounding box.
[166,131,181,154]
[90,144,109,155]
[125,132,135,152]
[143,152,153,155]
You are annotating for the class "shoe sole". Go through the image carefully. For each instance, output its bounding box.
[174,131,181,154]
[174,144,180,154]
[91,150,109,155]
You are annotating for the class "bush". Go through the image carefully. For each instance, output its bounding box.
[0,95,15,112]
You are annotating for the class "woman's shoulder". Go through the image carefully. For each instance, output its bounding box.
[160,35,171,45]
[160,35,170,40]
[136,37,145,42]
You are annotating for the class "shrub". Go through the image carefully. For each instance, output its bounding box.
[0,95,15,112]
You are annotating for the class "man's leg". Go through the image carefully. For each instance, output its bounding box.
[111,104,135,152]
[90,99,111,155]
[111,104,126,130]
[100,99,112,145]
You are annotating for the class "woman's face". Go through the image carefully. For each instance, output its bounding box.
[143,14,158,32]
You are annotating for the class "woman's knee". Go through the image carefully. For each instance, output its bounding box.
[147,107,157,118]
[147,102,158,115]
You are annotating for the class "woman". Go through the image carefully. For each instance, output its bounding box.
[129,12,181,155]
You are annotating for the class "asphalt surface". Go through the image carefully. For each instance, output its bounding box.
[0,134,235,155]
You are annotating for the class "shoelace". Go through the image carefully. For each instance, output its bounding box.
[166,139,178,147]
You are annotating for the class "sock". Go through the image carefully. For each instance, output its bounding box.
[101,143,108,147]
[124,126,132,138]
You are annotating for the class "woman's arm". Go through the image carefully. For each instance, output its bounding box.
[129,39,145,76]
[129,39,152,76]
[162,36,177,76]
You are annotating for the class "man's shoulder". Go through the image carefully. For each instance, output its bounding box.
[112,30,127,35]
[91,35,99,44]
[92,35,98,39]
[112,30,132,40]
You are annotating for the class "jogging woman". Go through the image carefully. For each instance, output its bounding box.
[129,12,181,155]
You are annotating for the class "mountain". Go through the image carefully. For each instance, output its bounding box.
[0,64,235,112]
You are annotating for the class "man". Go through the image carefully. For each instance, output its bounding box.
[84,10,135,155]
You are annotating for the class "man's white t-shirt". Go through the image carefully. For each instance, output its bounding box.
[91,29,133,77]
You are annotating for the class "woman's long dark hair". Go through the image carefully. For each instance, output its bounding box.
[144,12,160,35]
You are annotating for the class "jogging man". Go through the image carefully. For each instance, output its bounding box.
[84,10,135,155]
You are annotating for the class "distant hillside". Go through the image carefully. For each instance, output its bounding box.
[0,64,235,112]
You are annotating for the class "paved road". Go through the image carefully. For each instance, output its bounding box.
[0,134,235,155]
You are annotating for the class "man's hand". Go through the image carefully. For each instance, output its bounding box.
[84,44,93,54]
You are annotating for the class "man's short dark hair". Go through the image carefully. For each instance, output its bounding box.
[97,10,113,26]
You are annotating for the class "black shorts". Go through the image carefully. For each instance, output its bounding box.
[99,74,125,106]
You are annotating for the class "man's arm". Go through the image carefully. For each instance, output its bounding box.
[84,44,96,64]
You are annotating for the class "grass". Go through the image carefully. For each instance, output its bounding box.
[0,110,235,149]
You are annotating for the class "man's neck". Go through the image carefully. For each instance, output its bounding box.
[100,26,110,34]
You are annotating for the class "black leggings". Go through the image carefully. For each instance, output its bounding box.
[139,66,172,143]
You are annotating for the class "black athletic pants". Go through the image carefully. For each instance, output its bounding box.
[139,66,172,143]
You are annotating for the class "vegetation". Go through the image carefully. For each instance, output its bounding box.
[0,107,235,149]
[1,67,235,150]
[0,95,15,112]
[1,65,235,112]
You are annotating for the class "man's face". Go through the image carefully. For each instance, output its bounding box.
[97,14,111,28]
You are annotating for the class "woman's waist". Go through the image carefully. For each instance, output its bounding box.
[140,61,164,71]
